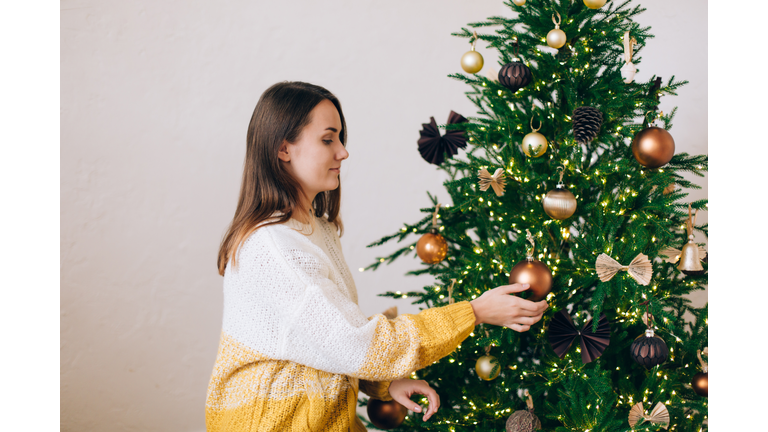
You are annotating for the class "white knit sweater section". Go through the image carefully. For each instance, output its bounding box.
[221,214,415,378]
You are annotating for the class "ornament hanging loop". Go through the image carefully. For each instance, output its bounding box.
[431,203,442,229]
[556,165,565,185]
[447,278,456,304]
[644,110,663,126]
[697,348,708,372]
[623,31,637,63]
[530,117,542,132]
[525,229,536,258]
[524,390,534,410]
[511,37,520,59]
[471,30,479,51]
[552,11,562,28]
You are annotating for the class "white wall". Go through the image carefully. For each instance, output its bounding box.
[60,1,706,430]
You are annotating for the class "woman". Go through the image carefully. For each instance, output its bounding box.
[206,81,549,431]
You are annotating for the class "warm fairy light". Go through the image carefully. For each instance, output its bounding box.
[358,268,364,272]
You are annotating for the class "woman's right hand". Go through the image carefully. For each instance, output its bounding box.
[469,283,548,332]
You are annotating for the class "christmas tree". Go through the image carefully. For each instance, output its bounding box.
[360,0,707,431]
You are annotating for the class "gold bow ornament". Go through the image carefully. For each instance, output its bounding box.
[628,402,669,429]
[478,167,507,197]
[595,253,653,286]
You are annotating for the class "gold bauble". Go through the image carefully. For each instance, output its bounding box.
[475,355,500,381]
[508,259,553,302]
[547,29,567,49]
[461,49,484,74]
[367,398,408,430]
[584,0,607,9]
[542,186,577,220]
[631,126,675,168]
[521,132,548,157]
[512,0,526,5]
[416,230,448,264]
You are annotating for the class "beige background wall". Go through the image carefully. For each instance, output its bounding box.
[60,1,707,430]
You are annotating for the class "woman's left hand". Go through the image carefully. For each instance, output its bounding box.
[387,378,440,421]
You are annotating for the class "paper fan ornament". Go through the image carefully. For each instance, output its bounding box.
[478,167,506,196]
[548,310,610,364]
[595,253,653,285]
[628,402,670,429]
[417,111,468,165]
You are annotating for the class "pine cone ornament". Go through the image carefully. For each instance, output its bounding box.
[572,107,603,143]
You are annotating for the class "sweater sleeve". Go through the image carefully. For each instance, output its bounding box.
[263,225,476,381]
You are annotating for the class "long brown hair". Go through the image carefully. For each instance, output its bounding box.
[217,81,346,275]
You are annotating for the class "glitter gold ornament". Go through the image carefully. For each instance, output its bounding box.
[621,31,637,84]
[584,0,607,9]
[367,398,407,430]
[512,0,526,6]
[461,31,484,74]
[417,205,448,264]
[509,230,553,302]
[542,167,577,220]
[506,391,541,432]
[632,112,675,168]
[521,118,548,157]
[546,12,567,49]
[475,353,500,381]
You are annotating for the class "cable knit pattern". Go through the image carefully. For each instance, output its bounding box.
[206,214,477,432]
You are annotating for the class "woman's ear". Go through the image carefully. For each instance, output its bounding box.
[277,141,291,162]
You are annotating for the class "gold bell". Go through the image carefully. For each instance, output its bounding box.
[677,235,704,273]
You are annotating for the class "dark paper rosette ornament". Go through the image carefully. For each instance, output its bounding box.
[548,310,611,364]
[417,111,468,165]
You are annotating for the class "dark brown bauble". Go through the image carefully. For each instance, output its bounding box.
[475,355,501,380]
[498,61,533,93]
[416,229,448,264]
[506,409,542,432]
[367,398,408,430]
[630,331,669,368]
[692,372,708,397]
[508,259,553,302]
[631,127,675,168]
[542,186,577,220]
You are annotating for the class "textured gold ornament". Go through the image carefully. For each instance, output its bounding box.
[584,0,607,9]
[521,118,548,157]
[478,167,507,196]
[595,253,653,285]
[628,402,669,430]
[542,167,577,219]
[547,12,567,49]
[461,31,484,74]
[512,0,526,5]
[475,355,500,380]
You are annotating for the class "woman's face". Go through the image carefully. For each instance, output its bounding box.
[278,99,348,204]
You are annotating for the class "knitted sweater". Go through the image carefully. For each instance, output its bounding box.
[206,214,477,432]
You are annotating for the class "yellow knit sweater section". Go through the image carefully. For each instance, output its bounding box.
[206,301,476,431]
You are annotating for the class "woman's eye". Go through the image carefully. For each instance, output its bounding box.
[323,139,333,145]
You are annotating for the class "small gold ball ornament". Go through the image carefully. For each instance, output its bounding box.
[475,355,500,381]
[543,168,577,220]
[547,13,567,49]
[416,229,448,264]
[512,0,526,5]
[521,119,547,157]
[584,0,607,9]
[461,31,484,74]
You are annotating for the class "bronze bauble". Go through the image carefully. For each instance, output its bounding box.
[461,49,484,74]
[547,29,567,49]
[583,0,607,9]
[367,398,408,430]
[631,127,675,168]
[521,132,548,157]
[506,409,542,432]
[508,259,553,302]
[475,355,500,381]
[512,0,526,5]
[692,372,708,397]
[542,186,577,220]
[416,230,448,264]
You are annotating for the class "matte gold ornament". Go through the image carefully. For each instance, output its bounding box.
[659,204,707,275]
[509,230,553,301]
[542,167,577,220]
[628,402,670,430]
[512,0,526,5]
[632,112,675,168]
[521,118,548,157]
[461,31,484,74]
[584,0,607,9]
[595,253,653,285]
[475,354,500,380]
[506,391,541,432]
[367,398,408,430]
[478,167,507,197]
[621,31,637,84]
[547,12,567,49]
[692,348,708,397]
[416,204,448,264]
